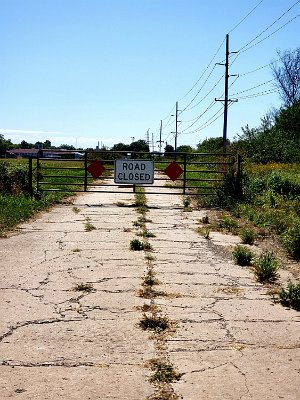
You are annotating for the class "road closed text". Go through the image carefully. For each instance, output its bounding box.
[114,160,154,184]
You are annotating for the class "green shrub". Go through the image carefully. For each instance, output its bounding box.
[279,281,300,311]
[240,228,257,245]
[130,239,144,251]
[232,245,254,266]
[280,220,300,260]
[0,162,29,195]
[219,216,239,231]
[253,252,279,282]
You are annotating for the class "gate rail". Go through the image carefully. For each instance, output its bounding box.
[29,150,241,196]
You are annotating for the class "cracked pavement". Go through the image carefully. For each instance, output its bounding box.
[0,180,300,399]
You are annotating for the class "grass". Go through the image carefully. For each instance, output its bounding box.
[197,227,210,239]
[0,159,86,236]
[84,218,96,232]
[232,164,300,260]
[279,281,300,311]
[147,359,182,383]
[130,238,144,251]
[240,228,257,245]
[139,314,171,333]
[72,282,94,292]
[232,245,254,266]
[253,251,279,283]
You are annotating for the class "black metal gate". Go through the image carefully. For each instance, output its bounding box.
[29,150,241,196]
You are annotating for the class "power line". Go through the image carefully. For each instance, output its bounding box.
[238,0,300,53]
[239,60,279,76]
[178,38,225,102]
[230,78,276,96]
[238,89,280,99]
[228,0,265,33]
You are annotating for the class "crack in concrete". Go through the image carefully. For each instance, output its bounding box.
[0,317,85,343]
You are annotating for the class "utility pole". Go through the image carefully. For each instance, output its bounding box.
[171,101,181,159]
[156,120,164,154]
[215,34,238,154]
[151,132,154,152]
[146,129,150,149]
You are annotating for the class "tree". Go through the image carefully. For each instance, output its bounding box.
[20,140,32,149]
[43,140,52,149]
[111,142,130,152]
[271,47,300,107]
[164,144,174,156]
[0,134,15,155]
[59,144,75,150]
[197,137,229,153]
[176,145,194,153]
[129,139,149,153]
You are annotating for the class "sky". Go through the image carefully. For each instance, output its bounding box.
[0,0,299,150]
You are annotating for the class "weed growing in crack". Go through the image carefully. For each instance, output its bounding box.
[201,215,209,224]
[232,245,254,266]
[84,217,96,232]
[143,274,159,287]
[123,227,132,232]
[139,314,170,333]
[279,281,300,311]
[147,386,181,400]
[197,227,210,239]
[183,196,191,208]
[145,254,156,262]
[143,241,153,252]
[240,228,257,245]
[138,303,162,313]
[72,207,80,213]
[72,282,94,292]
[146,359,182,383]
[72,248,82,253]
[130,239,144,251]
[253,251,279,283]
[139,229,156,238]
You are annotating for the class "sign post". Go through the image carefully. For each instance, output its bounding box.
[114,160,154,185]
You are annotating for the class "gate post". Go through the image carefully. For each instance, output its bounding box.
[84,152,88,192]
[28,157,33,197]
[36,151,41,194]
[183,153,187,195]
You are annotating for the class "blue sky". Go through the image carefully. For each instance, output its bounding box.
[0,0,299,149]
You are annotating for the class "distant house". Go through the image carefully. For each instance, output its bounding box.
[6,149,84,159]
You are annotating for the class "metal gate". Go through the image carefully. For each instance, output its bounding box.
[29,150,241,196]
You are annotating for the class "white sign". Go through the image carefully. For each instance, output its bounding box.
[114,160,154,184]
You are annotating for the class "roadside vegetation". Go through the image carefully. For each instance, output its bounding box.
[0,160,82,236]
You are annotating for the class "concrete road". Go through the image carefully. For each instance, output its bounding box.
[0,181,299,399]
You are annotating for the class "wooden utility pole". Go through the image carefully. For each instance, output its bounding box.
[223,34,229,154]
[216,34,238,154]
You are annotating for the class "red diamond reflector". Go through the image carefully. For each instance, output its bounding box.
[87,160,106,179]
[164,161,183,181]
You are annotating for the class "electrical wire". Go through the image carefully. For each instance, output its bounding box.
[228,0,265,33]
[238,0,300,53]
[239,60,279,76]
[230,78,276,96]
[238,89,280,99]
[178,38,225,102]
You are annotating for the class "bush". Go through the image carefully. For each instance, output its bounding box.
[233,245,254,266]
[279,281,300,311]
[280,220,300,260]
[253,252,279,282]
[0,162,29,195]
[130,239,144,251]
[240,228,257,245]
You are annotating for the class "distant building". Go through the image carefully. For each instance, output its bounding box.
[6,149,84,159]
